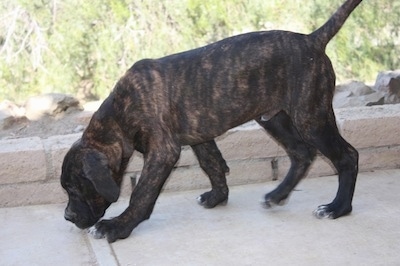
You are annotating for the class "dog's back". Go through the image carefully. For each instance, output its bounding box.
[115,0,363,144]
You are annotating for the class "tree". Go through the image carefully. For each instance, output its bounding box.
[1,0,398,103]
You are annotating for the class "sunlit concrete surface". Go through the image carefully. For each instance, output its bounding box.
[1,169,399,265]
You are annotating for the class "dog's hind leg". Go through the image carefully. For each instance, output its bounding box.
[256,111,317,208]
[191,140,230,208]
[294,109,358,219]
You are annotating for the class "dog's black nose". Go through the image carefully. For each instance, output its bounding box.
[64,208,77,222]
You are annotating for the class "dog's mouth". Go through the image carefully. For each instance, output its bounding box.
[75,220,96,229]
[64,200,104,229]
[64,208,95,229]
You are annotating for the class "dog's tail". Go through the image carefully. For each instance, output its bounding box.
[310,0,362,48]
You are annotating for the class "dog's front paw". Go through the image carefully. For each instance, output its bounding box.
[197,190,228,208]
[313,203,352,219]
[89,219,132,243]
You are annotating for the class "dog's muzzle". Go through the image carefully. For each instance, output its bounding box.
[64,204,98,229]
[64,208,77,223]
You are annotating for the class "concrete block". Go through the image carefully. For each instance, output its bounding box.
[0,137,46,184]
[277,155,336,180]
[226,158,275,185]
[126,127,285,173]
[126,154,144,172]
[1,105,399,208]
[0,181,67,208]
[176,146,198,167]
[120,160,272,199]
[43,134,81,180]
[120,172,137,198]
[126,146,198,172]
[124,158,274,197]
[162,158,274,192]
[163,165,210,192]
[273,145,400,180]
[218,128,286,160]
[309,157,336,177]
[336,104,400,148]
[358,145,400,172]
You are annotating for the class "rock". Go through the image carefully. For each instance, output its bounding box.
[24,93,83,120]
[0,101,25,118]
[361,92,385,106]
[82,100,102,112]
[333,90,353,108]
[337,81,375,96]
[374,70,400,104]
[72,125,85,133]
[333,81,384,108]
[0,101,27,129]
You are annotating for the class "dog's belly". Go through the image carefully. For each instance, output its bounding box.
[176,105,279,145]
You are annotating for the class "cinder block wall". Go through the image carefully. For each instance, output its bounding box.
[1,104,399,207]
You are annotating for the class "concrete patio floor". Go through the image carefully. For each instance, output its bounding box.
[1,169,399,266]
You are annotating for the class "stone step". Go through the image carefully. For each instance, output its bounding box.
[1,104,400,207]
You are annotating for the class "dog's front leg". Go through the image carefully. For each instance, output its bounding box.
[191,140,230,208]
[91,139,181,243]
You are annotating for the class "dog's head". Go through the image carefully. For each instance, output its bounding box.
[60,141,120,229]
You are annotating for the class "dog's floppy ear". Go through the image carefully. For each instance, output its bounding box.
[82,150,120,202]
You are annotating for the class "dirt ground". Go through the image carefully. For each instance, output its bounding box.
[0,96,107,141]
[0,110,90,139]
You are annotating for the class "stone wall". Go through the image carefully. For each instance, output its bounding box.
[1,104,400,207]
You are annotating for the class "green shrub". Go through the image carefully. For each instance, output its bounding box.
[0,0,398,103]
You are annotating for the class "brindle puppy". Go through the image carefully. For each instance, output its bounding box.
[61,0,363,242]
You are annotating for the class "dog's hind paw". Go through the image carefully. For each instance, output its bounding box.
[313,205,334,219]
[313,203,352,219]
[262,193,289,209]
[262,198,288,209]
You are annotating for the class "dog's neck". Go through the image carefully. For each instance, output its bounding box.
[83,96,134,172]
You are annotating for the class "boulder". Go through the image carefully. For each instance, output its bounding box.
[0,101,27,129]
[24,93,83,120]
[333,81,384,108]
[336,81,375,96]
[374,70,400,104]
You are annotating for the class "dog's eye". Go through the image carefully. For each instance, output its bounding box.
[76,176,96,196]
